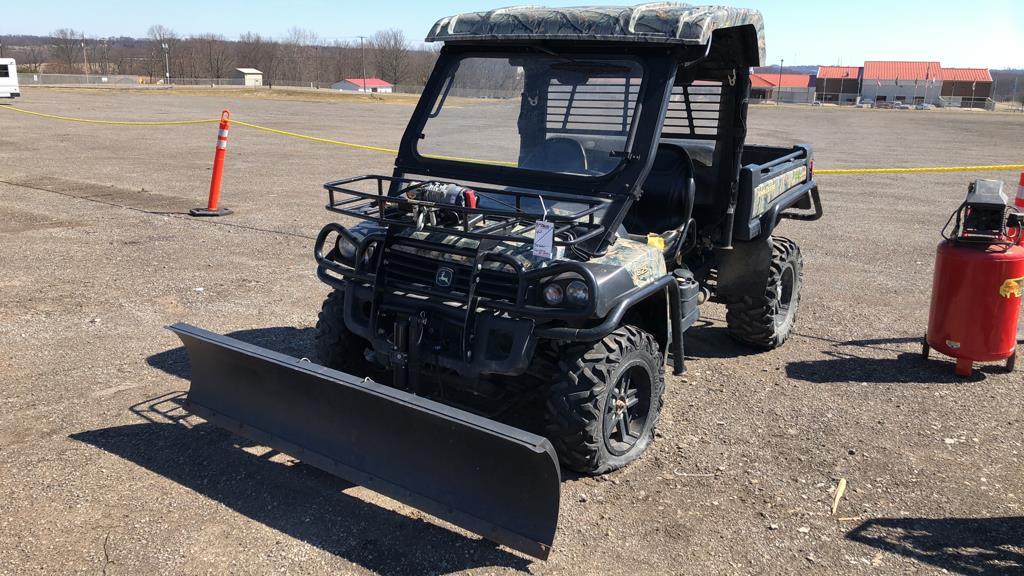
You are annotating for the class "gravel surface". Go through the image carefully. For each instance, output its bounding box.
[1,88,1022,575]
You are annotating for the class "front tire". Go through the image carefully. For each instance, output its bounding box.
[545,326,665,475]
[725,237,803,349]
[315,290,372,372]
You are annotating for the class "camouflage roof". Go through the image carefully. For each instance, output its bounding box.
[426,3,764,63]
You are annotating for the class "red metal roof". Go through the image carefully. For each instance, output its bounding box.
[750,73,813,88]
[343,78,392,88]
[941,68,992,82]
[816,66,861,79]
[862,61,941,81]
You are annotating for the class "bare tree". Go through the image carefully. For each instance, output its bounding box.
[19,46,48,72]
[49,28,82,73]
[197,34,232,81]
[371,29,409,85]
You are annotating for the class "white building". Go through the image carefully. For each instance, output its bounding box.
[233,68,263,87]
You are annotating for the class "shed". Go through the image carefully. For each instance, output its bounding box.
[233,68,263,87]
[331,78,393,93]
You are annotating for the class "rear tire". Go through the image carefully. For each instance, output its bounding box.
[725,237,803,349]
[315,290,372,372]
[544,326,665,475]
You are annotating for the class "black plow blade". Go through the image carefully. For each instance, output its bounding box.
[168,323,560,559]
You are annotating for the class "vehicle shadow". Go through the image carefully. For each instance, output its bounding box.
[71,391,532,575]
[785,349,999,384]
[847,516,1024,575]
[684,320,761,359]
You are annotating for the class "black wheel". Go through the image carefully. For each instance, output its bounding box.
[724,237,803,349]
[545,325,665,475]
[315,290,372,372]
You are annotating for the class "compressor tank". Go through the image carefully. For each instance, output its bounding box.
[927,240,1024,374]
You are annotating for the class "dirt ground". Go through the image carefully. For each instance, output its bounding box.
[1,87,1022,575]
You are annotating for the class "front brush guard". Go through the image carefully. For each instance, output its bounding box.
[168,323,560,559]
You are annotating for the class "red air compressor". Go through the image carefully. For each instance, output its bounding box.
[924,179,1024,376]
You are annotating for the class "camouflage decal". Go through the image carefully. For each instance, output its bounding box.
[427,4,766,66]
[752,166,807,217]
[592,237,667,288]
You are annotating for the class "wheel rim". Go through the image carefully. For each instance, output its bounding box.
[603,361,652,456]
[774,265,796,325]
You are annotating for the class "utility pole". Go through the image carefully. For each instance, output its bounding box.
[358,36,367,93]
[161,42,170,84]
[776,58,783,105]
[1013,77,1020,112]
[0,43,4,58]
[81,39,89,83]
[315,45,321,89]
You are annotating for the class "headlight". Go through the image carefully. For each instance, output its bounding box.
[360,242,377,269]
[565,280,590,305]
[336,234,357,263]
[542,283,564,306]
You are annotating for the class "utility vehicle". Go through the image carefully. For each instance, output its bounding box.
[0,58,20,99]
[171,3,821,559]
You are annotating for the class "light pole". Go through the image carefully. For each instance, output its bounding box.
[358,36,367,92]
[161,42,170,84]
[776,58,784,105]
[81,40,89,83]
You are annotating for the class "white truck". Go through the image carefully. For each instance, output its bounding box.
[0,58,20,98]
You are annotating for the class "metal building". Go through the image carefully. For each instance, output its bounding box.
[860,61,942,105]
[940,68,992,108]
[815,66,861,104]
[750,73,815,104]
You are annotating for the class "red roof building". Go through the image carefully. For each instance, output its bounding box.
[940,68,992,82]
[939,68,992,102]
[816,66,861,80]
[862,61,941,82]
[815,66,862,103]
[331,77,394,92]
[749,73,815,103]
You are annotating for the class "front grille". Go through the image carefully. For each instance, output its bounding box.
[384,245,519,303]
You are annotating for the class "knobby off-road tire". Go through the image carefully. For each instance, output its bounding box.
[545,325,666,475]
[725,237,803,350]
[315,290,372,372]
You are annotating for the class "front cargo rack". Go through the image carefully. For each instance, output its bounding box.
[323,175,609,247]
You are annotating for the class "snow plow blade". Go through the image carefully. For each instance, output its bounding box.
[168,323,560,559]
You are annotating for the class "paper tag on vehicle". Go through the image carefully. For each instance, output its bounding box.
[533,220,554,259]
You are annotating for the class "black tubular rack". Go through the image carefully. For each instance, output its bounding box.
[322,175,609,248]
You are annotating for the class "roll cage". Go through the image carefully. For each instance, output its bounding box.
[392,41,756,255]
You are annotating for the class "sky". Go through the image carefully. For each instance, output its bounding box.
[3,0,1023,69]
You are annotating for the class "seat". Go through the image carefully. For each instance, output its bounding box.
[521,137,588,174]
[622,144,695,235]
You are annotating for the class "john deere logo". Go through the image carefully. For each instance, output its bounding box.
[435,266,454,288]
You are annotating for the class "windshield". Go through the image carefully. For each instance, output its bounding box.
[417,54,643,177]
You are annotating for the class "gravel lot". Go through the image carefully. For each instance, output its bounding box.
[1,88,1022,575]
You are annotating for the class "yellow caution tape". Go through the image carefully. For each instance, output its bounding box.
[1,105,220,126]
[3,104,1020,174]
[230,119,399,154]
[816,165,1024,175]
